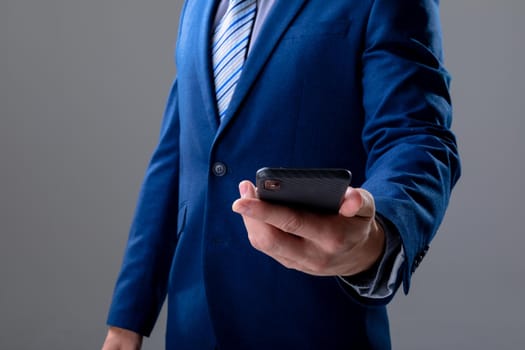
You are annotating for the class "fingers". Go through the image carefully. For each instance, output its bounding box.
[232,182,372,243]
[233,182,376,221]
[233,198,334,276]
[232,181,307,253]
[232,181,316,269]
[232,182,322,240]
[238,180,256,199]
[232,181,380,276]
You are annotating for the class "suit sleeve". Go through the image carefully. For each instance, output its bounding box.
[106,79,181,336]
[360,0,461,299]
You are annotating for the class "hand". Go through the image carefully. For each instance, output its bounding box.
[232,181,385,277]
[101,327,143,350]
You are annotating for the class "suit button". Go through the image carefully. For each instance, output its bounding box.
[212,162,227,176]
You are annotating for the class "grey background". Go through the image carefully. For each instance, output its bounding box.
[2,0,524,349]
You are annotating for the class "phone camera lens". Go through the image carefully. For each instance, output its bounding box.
[264,180,281,191]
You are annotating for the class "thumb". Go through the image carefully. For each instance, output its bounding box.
[339,188,375,219]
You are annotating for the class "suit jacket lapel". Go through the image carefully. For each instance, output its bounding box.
[217,0,307,132]
[195,0,221,132]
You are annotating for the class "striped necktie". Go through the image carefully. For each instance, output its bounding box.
[212,0,257,120]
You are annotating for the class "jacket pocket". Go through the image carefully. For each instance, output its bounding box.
[282,20,351,40]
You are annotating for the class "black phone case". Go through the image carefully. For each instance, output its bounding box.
[256,168,352,213]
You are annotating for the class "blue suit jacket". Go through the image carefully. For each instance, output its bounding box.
[108,0,460,348]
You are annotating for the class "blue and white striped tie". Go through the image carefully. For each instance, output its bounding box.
[212,0,257,120]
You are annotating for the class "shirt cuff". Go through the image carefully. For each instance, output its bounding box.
[338,215,405,300]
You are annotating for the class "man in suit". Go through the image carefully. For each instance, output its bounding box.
[102,0,460,349]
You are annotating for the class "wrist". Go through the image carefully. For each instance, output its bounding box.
[347,218,386,276]
[365,218,386,267]
[104,326,143,349]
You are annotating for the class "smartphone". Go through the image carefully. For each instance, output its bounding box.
[255,167,352,214]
